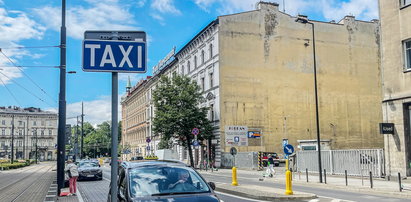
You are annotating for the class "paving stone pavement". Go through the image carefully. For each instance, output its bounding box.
[77,179,110,202]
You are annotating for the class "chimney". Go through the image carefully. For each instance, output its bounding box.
[257,1,279,11]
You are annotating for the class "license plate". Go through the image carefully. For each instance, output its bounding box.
[87,175,94,177]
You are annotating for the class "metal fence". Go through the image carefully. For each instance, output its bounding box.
[221,152,258,169]
[296,149,385,177]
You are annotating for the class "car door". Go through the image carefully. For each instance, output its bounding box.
[118,169,127,201]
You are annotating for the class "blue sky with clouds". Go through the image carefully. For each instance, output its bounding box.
[0,0,379,125]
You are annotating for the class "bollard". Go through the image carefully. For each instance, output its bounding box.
[306,168,308,182]
[285,169,293,195]
[345,170,348,186]
[285,159,289,171]
[369,171,373,189]
[399,172,402,192]
[231,167,238,186]
[324,169,327,184]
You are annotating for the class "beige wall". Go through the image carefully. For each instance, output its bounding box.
[380,0,411,176]
[219,3,383,154]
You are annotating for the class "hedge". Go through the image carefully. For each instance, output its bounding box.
[0,162,27,170]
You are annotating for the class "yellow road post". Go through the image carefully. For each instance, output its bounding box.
[232,167,238,186]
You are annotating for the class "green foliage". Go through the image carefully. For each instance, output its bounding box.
[0,162,28,170]
[152,74,214,166]
[83,121,111,158]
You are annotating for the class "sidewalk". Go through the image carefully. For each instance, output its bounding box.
[199,168,411,199]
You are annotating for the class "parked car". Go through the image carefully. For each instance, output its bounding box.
[130,156,144,161]
[78,160,103,180]
[107,160,219,202]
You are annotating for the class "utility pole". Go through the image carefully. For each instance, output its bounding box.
[81,102,84,159]
[35,130,38,164]
[11,114,14,164]
[57,0,67,195]
[75,116,79,161]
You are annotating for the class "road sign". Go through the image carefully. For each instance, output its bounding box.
[192,128,199,136]
[284,144,294,155]
[230,147,237,156]
[82,39,146,73]
[193,140,199,146]
[146,138,151,143]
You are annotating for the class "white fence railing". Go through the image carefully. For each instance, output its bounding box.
[296,149,385,177]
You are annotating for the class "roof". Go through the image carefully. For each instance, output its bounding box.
[122,160,189,169]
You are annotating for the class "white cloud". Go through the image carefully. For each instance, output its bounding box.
[137,0,147,7]
[33,0,138,39]
[192,0,378,21]
[118,73,144,85]
[151,0,181,15]
[321,0,378,21]
[62,96,122,127]
[0,7,45,84]
[150,13,166,25]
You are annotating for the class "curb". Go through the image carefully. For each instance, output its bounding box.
[215,186,317,201]
[44,179,58,202]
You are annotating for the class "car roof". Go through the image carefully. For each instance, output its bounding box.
[121,160,189,169]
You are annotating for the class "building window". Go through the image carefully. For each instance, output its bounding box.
[19,121,22,126]
[41,121,45,126]
[49,130,52,136]
[405,39,411,69]
[401,0,411,7]
[201,77,205,91]
[194,56,198,68]
[210,104,214,121]
[33,121,36,126]
[1,129,5,136]
[209,72,214,88]
[181,65,185,75]
[41,130,44,136]
[18,129,22,136]
[187,61,191,72]
[1,120,4,125]
[209,43,213,59]
[201,50,205,64]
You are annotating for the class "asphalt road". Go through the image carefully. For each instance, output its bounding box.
[200,172,409,202]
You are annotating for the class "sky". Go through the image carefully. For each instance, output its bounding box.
[0,0,379,126]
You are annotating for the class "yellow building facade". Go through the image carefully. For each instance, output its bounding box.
[218,3,383,153]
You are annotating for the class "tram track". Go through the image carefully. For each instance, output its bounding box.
[0,163,55,202]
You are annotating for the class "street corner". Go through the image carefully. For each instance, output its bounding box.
[214,182,318,201]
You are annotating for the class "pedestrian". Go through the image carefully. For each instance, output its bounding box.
[266,154,275,177]
[65,159,79,196]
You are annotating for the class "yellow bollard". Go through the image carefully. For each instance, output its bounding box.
[285,169,293,195]
[285,159,289,171]
[232,167,238,186]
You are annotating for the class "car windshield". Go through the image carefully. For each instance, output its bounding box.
[128,165,210,198]
[79,162,99,167]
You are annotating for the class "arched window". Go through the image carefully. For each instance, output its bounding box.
[201,50,205,64]
[181,65,185,75]
[194,55,197,68]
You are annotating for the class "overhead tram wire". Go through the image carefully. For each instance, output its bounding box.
[0,50,57,103]
[0,65,59,69]
[0,71,55,108]
[0,45,60,50]
[0,76,21,106]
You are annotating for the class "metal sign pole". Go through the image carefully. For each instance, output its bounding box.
[111,72,118,202]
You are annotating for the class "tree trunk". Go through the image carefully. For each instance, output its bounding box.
[186,136,194,167]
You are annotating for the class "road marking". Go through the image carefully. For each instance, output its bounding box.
[215,191,268,202]
[77,188,85,202]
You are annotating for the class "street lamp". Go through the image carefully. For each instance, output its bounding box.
[296,15,323,183]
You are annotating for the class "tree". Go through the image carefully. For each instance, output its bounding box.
[153,74,213,167]
[83,122,111,158]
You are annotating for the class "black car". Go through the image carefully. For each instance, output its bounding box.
[78,160,103,180]
[108,160,219,202]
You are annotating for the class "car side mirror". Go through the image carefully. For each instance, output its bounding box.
[208,182,216,190]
